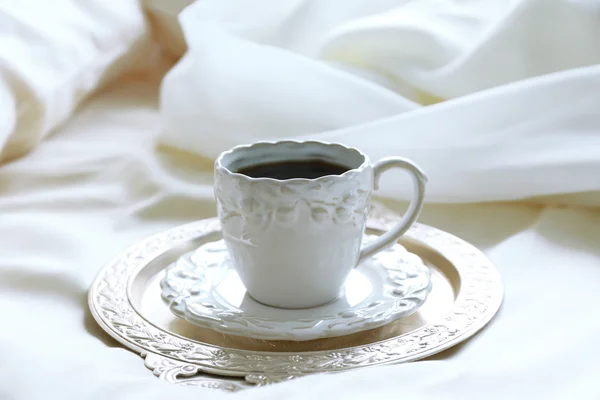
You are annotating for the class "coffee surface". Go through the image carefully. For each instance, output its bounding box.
[236,160,350,180]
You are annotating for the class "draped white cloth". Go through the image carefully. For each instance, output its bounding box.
[2,1,600,399]
[160,0,600,203]
[0,0,152,163]
[3,66,600,400]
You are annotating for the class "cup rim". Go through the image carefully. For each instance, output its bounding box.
[214,140,371,183]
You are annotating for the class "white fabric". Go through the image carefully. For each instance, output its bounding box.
[160,0,600,203]
[142,0,194,58]
[0,0,152,163]
[2,0,600,399]
[2,74,600,400]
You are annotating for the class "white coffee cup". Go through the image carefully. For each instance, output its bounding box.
[214,140,427,309]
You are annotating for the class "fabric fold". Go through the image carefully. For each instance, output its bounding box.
[0,0,152,163]
[159,0,600,203]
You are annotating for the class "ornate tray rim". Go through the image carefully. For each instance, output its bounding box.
[88,205,503,387]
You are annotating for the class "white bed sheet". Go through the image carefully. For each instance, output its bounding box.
[1,71,600,400]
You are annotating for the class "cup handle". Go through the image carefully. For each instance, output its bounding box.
[358,157,428,264]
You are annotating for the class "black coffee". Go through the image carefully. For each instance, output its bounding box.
[237,160,349,180]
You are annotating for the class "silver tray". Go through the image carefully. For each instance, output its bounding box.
[88,204,503,391]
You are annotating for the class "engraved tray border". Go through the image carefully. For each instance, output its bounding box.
[88,205,503,389]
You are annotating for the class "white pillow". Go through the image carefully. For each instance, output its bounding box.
[0,0,152,162]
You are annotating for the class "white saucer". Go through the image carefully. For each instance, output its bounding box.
[160,235,432,341]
